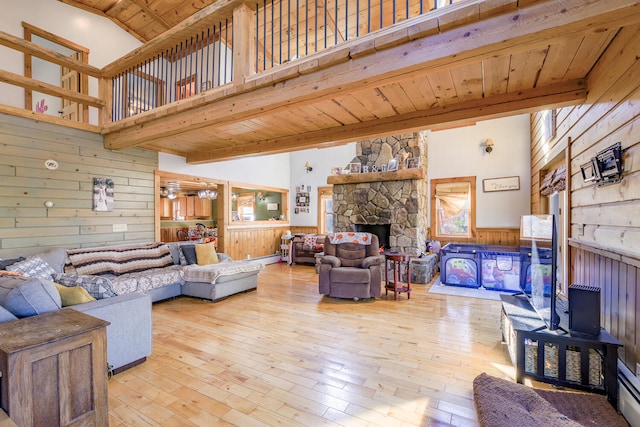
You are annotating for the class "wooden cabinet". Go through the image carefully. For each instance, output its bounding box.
[160,198,172,219]
[194,198,212,218]
[185,196,196,217]
[185,196,212,219]
[0,309,109,427]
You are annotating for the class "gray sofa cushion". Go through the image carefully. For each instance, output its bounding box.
[0,304,18,322]
[0,276,62,317]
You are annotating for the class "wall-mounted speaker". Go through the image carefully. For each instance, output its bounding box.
[568,285,601,336]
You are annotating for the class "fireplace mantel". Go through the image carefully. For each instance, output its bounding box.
[327,168,424,185]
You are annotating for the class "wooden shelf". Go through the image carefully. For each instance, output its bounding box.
[327,167,425,185]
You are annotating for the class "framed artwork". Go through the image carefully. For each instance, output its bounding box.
[349,162,362,174]
[267,203,279,211]
[93,178,114,212]
[387,158,399,171]
[483,176,520,192]
[406,157,420,169]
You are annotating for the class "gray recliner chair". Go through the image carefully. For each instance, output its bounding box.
[319,233,385,300]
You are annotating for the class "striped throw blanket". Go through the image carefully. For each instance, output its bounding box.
[182,260,264,284]
[65,242,174,276]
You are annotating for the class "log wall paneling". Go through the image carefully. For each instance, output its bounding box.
[0,113,157,258]
[531,25,640,374]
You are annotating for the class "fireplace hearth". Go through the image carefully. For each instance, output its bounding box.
[355,224,391,249]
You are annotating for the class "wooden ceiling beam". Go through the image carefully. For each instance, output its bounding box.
[184,79,587,163]
[103,0,640,152]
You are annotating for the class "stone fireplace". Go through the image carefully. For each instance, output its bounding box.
[330,132,428,256]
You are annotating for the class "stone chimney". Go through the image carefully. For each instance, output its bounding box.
[331,132,428,256]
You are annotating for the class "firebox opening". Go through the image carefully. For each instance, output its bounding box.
[354,224,391,250]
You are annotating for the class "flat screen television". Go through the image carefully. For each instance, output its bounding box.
[520,214,560,331]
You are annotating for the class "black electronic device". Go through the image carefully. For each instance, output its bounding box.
[580,142,624,187]
[568,285,601,336]
[519,214,560,331]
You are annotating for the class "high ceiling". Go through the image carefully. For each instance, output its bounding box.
[59,0,218,42]
[59,0,640,163]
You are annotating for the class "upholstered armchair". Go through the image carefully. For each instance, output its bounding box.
[319,233,385,300]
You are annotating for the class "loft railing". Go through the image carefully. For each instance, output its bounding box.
[109,19,234,121]
[0,0,463,128]
[255,0,460,72]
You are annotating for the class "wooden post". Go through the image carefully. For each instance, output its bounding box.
[98,76,112,125]
[233,3,256,84]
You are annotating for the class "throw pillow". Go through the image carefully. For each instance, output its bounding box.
[180,245,198,265]
[195,243,218,265]
[6,256,56,280]
[0,257,25,270]
[53,273,117,299]
[303,235,317,250]
[0,276,62,317]
[54,282,96,306]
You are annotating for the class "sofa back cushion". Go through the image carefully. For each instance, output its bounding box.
[65,242,174,276]
[0,276,61,317]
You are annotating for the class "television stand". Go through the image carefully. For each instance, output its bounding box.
[500,294,622,407]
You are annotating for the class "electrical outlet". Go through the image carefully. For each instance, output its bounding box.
[112,223,128,232]
[636,363,640,380]
[577,224,584,236]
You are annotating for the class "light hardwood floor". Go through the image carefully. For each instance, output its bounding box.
[107,263,514,426]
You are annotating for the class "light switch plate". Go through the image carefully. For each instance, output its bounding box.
[112,223,128,232]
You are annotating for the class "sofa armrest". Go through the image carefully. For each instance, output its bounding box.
[320,255,341,268]
[70,293,152,371]
[362,255,385,269]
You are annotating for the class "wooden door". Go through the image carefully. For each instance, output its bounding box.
[60,52,81,121]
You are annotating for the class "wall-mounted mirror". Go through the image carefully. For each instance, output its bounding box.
[230,184,288,223]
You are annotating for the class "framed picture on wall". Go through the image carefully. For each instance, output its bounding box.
[349,162,362,174]
[387,158,399,171]
[406,157,420,169]
[93,178,114,212]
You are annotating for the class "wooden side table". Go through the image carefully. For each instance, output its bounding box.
[384,252,412,300]
[0,309,110,427]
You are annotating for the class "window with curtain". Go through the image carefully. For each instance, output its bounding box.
[431,177,476,239]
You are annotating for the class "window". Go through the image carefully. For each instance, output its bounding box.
[430,177,476,239]
[317,186,333,235]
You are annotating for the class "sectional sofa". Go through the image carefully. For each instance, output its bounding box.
[0,241,264,373]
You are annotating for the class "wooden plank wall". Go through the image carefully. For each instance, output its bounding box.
[225,225,290,260]
[0,113,157,258]
[437,227,520,248]
[569,242,639,369]
[530,25,640,373]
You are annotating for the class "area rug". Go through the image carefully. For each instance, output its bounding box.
[428,278,515,301]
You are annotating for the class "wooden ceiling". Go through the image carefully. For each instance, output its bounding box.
[58,0,217,42]
[64,0,640,163]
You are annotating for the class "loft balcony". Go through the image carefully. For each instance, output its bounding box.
[1,0,640,163]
